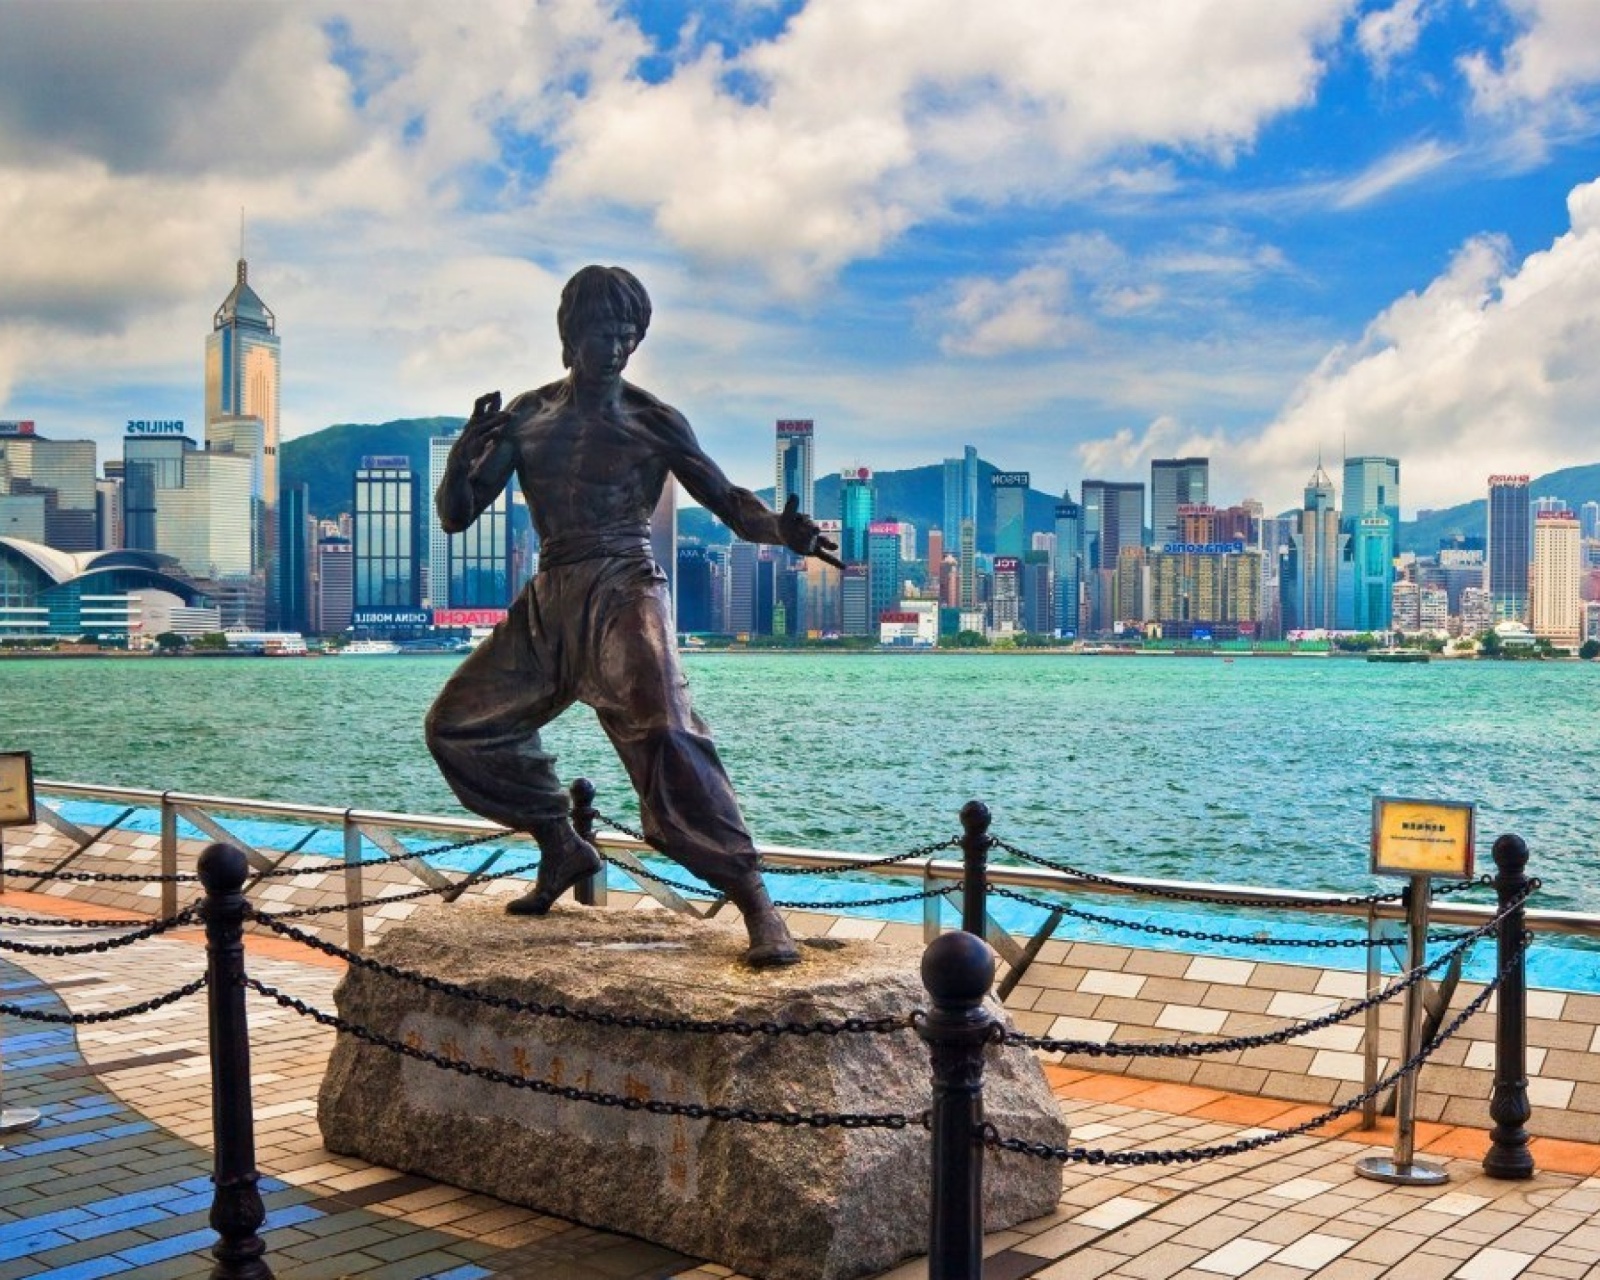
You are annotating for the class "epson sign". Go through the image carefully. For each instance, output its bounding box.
[990,472,1030,488]
[127,420,185,435]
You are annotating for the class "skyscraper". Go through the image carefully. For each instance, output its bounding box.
[123,426,196,552]
[353,456,419,609]
[1281,464,1345,632]
[0,423,98,551]
[1150,457,1208,548]
[867,521,901,627]
[1487,475,1531,623]
[941,445,978,546]
[1341,456,1400,631]
[992,471,1029,558]
[838,467,875,563]
[205,256,280,622]
[428,429,511,609]
[774,420,814,516]
[278,482,313,635]
[1082,480,1144,632]
[1531,511,1581,648]
[1052,500,1083,638]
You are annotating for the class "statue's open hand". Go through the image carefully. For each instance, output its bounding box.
[779,494,845,569]
[462,390,511,474]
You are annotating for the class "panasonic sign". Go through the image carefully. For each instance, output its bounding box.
[1160,541,1247,556]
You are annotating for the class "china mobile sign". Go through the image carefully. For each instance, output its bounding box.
[433,609,508,628]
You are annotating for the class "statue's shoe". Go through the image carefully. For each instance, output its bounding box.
[723,875,801,968]
[507,826,602,915]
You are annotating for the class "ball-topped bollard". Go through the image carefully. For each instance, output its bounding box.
[918,929,999,1280]
[958,800,992,939]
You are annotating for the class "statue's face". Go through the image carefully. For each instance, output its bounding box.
[570,321,639,382]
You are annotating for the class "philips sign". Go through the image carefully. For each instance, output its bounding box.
[126,420,185,435]
[1160,541,1247,556]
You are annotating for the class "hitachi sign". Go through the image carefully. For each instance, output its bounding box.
[126,420,185,435]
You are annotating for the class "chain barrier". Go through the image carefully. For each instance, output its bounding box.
[248,910,911,1037]
[0,975,208,1025]
[250,855,544,921]
[990,837,1490,910]
[246,977,920,1131]
[1007,911,1505,1058]
[3,829,509,886]
[987,883,1488,950]
[987,931,1528,1168]
[0,908,200,956]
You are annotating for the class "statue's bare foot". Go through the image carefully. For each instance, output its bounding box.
[724,875,800,967]
[508,822,601,916]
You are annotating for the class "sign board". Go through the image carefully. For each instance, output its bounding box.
[991,472,1030,487]
[0,421,37,437]
[433,608,507,628]
[351,608,431,627]
[1371,797,1475,878]
[0,751,36,827]
[126,420,186,435]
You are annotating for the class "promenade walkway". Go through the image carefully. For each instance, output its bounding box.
[1,887,1597,1280]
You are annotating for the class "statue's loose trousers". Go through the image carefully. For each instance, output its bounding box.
[425,544,761,890]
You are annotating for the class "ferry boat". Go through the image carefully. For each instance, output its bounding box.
[338,639,402,656]
[1367,649,1430,664]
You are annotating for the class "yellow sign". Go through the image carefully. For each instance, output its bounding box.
[0,751,35,827]
[1371,797,1475,878]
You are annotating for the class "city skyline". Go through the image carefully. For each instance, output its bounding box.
[4,3,1600,515]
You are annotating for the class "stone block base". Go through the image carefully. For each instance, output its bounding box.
[317,903,1065,1280]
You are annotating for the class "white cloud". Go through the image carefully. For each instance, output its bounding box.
[1461,0,1600,113]
[1332,139,1458,208]
[1240,174,1600,511]
[546,0,1350,292]
[1357,0,1430,78]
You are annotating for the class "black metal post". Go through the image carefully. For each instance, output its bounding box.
[570,777,601,906]
[959,800,991,939]
[1483,833,1535,1180]
[199,842,273,1279]
[918,929,998,1280]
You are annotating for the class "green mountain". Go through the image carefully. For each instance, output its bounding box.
[281,417,463,520]
[1399,462,1600,554]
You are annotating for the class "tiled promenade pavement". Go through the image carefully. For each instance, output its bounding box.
[2,888,1600,1280]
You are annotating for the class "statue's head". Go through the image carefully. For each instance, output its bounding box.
[557,265,652,368]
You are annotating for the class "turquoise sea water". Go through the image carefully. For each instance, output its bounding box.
[3,651,1595,910]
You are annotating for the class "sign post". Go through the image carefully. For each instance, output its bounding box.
[0,752,41,1136]
[1355,797,1474,1186]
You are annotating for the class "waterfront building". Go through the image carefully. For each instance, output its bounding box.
[1081,479,1144,633]
[278,482,313,636]
[0,423,98,552]
[1148,540,1261,638]
[675,543,713,634]
[840,564,870,636]
[1339,456,1399,632]
[154,451,254,580]
[1580,500,1600,543]
[122,427,195,553]
[1151,457,1208,547]
[1531,511,1582,649]
[1391,581,1420,632]
[1437,537,1488,615]
[1114,546,1149,630]
[313,536,353,634]
[0,537,213,641]
[878,599,937,647]
[866,521,902,629]
[774,421,814,516]
[1022,553,1053,636]
[427,428,511,610]
[1420,586,1449,634]
[992,471,1029,559]
[205,256,280,624]
[96,477,123,550]
[957,517,977,610]
[1487,475,1531,623]
[991,556,1020,634]
[1280,464,1346,633]
[0,492,45,542]
[727,541,757,635]
[1585,599,1600,643]
[925,528,944,593]
[893,521,917,564]
[1459,585,1494,636]
[353,456,420,610]
[941,445,978,547]
[798,537,842,636]
[1052,500,1083,638]
[838,468,875,564]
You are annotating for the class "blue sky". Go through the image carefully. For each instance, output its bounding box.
[3,0,1600,516]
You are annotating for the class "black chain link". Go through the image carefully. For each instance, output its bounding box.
[986,883,1483,950]
[987,932,1527,1167]
[0,975,208,1025]
[248,910,912,1037]
[1007,913,1500,1057]
[990,837,1489,910]
[0,908,200,956]
[247,977,920,1131]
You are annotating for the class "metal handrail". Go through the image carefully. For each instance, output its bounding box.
[32,778,1600,941]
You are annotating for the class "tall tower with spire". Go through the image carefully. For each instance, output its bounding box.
[204,253,281,625]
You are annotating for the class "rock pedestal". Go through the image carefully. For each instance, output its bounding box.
[316,904,1065,1280]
